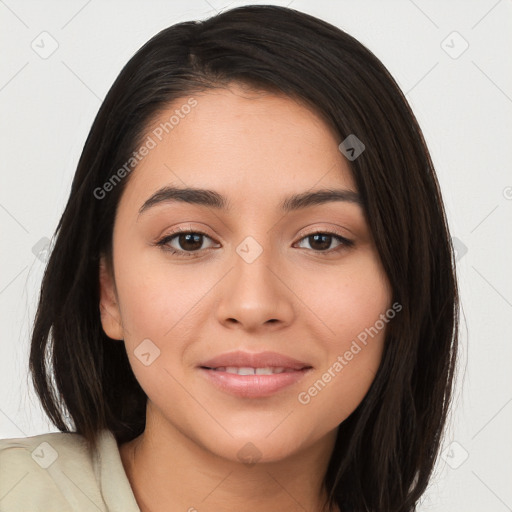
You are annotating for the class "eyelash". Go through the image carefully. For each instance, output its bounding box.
[155,227,354,258]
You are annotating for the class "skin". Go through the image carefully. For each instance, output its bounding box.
[99,84,392,512]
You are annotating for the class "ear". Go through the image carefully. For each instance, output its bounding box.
[99,254,124,340]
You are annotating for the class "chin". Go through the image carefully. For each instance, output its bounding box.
[204,432,312,466]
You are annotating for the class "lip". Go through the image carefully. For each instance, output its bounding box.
[198,350,313,398]
[199,350,311,370]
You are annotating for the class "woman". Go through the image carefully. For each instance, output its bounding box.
[0,4,458,511]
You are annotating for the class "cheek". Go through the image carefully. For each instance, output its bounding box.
[113,264,192,400]
[296,336,384,430]
[297,292,390,426]
[304,251,391,344]
[294,255,391,423]
[114,246,207,341]
[112,246,222,395]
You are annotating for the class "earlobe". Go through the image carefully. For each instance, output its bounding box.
[99,255,124,340]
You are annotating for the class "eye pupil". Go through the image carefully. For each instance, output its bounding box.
[309,234,331,251]
[180,233,203,251]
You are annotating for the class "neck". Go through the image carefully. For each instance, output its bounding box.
[119,406,339,512]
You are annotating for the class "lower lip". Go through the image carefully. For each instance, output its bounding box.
[198,368,311,398]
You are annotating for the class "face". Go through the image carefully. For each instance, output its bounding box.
[99,84,392,464]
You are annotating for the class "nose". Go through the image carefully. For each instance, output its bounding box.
[214,239,295,333]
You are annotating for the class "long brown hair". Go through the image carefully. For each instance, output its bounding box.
[29,5,459,511]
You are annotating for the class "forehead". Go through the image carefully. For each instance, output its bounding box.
[119,85,356,213]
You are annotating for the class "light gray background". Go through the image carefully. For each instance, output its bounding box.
[1,1,511,510]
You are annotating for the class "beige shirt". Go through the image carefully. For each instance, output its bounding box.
[0,429,140,511]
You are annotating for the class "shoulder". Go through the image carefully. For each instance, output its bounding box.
[0,430,139,511]
[0,429,91,466]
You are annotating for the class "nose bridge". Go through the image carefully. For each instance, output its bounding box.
[232,233,280,306]
[215,233,294,329]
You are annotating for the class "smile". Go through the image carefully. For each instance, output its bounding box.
[205,366,297,375]
[197,350,313,398]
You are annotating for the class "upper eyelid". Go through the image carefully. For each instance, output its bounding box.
[157,228,353,248]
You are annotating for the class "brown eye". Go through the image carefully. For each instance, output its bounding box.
[295,232,354,253]
[174,233,204,251]
[156,230,220,257]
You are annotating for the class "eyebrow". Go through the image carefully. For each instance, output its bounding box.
[138,186,362,216]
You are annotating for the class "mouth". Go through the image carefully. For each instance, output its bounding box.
[203,366,302,375]
[198,351,313,398]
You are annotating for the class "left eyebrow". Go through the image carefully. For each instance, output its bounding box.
[138,185,362,217]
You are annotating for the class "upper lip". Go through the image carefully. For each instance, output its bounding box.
[199,351,312,370]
